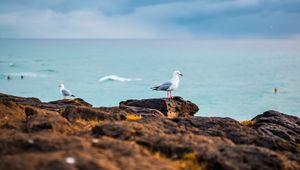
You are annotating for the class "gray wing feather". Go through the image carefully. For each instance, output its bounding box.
[157,81,172,91]
[62,89,71,96]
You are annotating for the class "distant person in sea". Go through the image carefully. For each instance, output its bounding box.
[7,76,10,80]
[58,84,75,100]
[274,88,279,94]
[151,70,183,98]
[21,75,24,79]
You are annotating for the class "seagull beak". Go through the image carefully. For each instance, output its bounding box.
[179,73,183,76]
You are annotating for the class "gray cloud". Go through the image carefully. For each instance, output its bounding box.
[0,0,299,38]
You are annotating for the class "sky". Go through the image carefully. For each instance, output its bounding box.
[0,0,300,39]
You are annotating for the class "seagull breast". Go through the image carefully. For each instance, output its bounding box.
[168,76,180,91]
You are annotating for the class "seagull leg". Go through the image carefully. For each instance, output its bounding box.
[167,91,169,98]
[170,91,173,99]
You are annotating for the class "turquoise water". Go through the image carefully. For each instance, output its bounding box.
[1,39,300,120]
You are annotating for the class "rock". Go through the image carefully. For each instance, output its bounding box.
[251,110,300,146]
[1,93,300,170]
[49,98,92,108]
[25,107,73,134]
[0,101,26,131]
[119,105,165,118]
[172,117,297,152]
[62,106,115,121]
[120,97,199,118]
[92,120,300,170]
[0,93,41,105]
[0,131,177,170]
[61,105,158,123]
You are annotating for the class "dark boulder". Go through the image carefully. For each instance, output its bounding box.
[251,110,300,146]
[120,97,199,118]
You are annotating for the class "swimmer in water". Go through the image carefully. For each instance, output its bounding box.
[7,76,10,80]
[274,88,278,94]
[21,75,24,79]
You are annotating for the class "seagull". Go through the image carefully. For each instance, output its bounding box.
[58,84,75,99]
[151,70,183,98]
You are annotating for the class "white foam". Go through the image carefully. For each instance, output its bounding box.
[5,72,48,78]
[98,75,142,82]
[9,63,17,67]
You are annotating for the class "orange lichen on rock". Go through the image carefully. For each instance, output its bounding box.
[154,151,205,170]
[125,114,142,121]
[240,120,256,126]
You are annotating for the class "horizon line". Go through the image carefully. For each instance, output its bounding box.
[1,37,300,41]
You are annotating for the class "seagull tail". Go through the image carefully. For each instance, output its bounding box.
[151,86,159,90]
[71,94,76,97]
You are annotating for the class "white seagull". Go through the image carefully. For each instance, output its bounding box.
[58,84,75,99]
[151,70,183,98]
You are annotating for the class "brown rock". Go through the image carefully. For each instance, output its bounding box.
[251,110,300,146]
[49,98,92,108]
[62,106,114,121]
[25,107,73,134]
[92,120,300,170]
[0,101,26,130]
[173,116,297,152]
[119,105,165,118]
[1,93,300,170]
[0,93,41,105]
[0,131,177,170]
[120,96,199,118]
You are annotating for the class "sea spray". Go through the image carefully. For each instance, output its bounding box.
[98,75,142,82]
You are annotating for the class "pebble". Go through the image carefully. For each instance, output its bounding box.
[92,138,100,143]
[65,157,76,164]
[27,139,34,144]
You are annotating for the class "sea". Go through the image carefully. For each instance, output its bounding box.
[1,39,300,120]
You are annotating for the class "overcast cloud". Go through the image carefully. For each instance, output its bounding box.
[0,0,299,38]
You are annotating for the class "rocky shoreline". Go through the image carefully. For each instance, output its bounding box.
[0,93,299,170]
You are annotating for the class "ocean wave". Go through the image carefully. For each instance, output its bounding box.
[9,63,17,67]
[3,72,48,78]
[34,59,43,62]
[41,69,56,73]
[98,75,142,82]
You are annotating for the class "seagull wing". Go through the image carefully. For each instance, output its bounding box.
[152,81,172,91]
[61,88,72,96]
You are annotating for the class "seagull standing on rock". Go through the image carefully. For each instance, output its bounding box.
[58,84,75,99]
[151,70,183,98]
